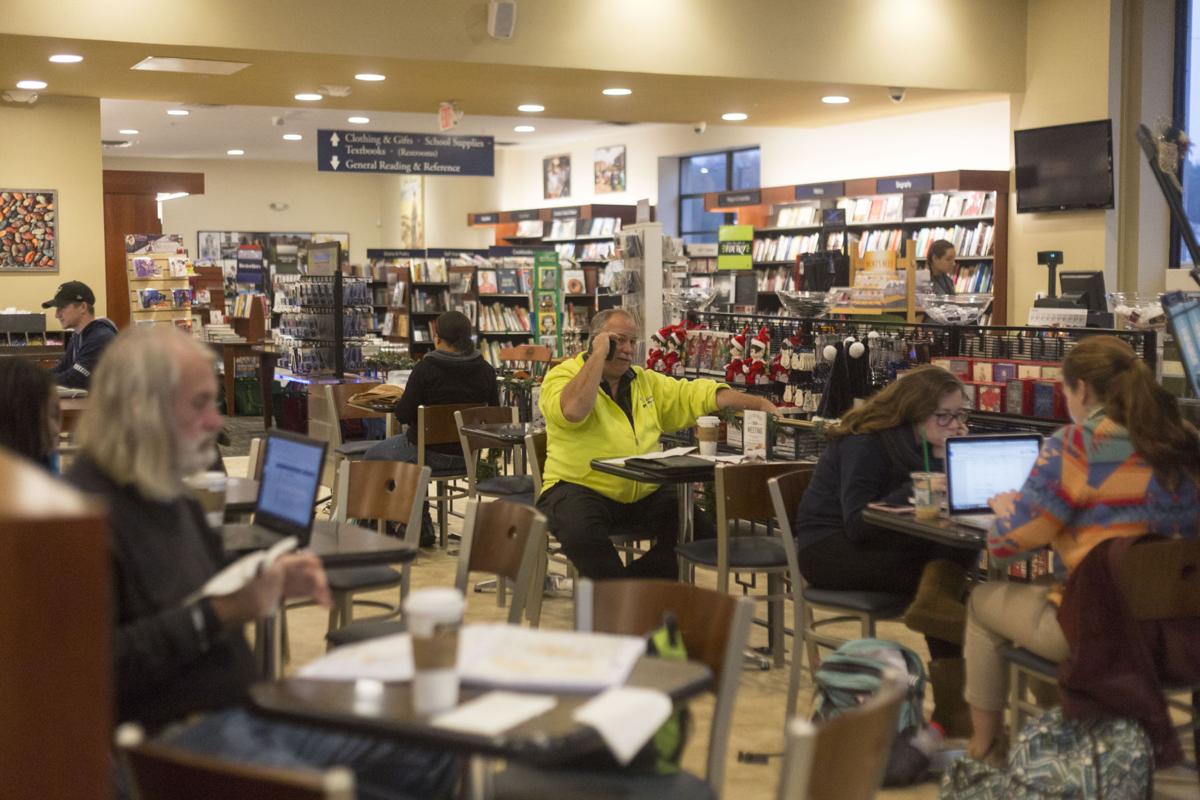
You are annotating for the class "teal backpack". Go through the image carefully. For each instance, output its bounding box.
[812,638,932,786]
[940,707,1153,800]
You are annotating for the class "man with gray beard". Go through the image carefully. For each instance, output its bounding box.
[67,327,457,800]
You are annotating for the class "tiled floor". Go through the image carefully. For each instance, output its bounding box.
[227,457,1197,799]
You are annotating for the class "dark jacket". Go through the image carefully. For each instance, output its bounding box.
[397,348,499,455]
[793,426,940,551]
[67,455,256,731]
[1057,535,1200,767]
[931,271,956,295]
[52,317,118,389]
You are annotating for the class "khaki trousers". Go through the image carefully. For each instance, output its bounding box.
[963,581,1070,712]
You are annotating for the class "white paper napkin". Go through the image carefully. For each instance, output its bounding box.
[296,633,414,682]
[573,687,672,765]
[432,691,557,736]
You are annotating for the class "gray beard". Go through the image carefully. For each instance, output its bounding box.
[179,437,219,476]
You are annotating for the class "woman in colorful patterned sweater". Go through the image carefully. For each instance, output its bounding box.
[964,336,1200,763]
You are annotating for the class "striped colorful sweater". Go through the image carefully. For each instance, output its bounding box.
[988,413,1199,597]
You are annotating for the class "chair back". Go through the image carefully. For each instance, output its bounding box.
[309,382,383,487]
[716,461,809,527]
[525,429,548,495]
[767,469,815,586]
[247,436,265,481]
[1117,537,1200,622]
[455,498,548,625]
[417,403,486,454]
[576,578,754,793]
[116,723,354,800]
[775,670,905,800]
[498,344,554,380]
[455,407,519,496]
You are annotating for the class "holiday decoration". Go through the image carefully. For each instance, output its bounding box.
[669,325,687,377]
[647,327,667,373]
[725,326,749,384]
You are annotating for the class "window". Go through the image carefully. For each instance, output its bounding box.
[678,147,760,244]
[1174,0,1200,265]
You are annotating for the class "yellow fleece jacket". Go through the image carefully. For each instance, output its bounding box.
[539,354,727,503]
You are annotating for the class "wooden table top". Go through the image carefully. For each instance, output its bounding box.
[222,519,416,568]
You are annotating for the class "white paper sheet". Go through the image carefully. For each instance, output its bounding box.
[599,446,697,467]
[432,691,557,736]
[458,624,645,692]
[185,535,297,603]
[296,633,415,682]
[573,687,672,765]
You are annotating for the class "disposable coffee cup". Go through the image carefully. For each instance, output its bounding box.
[185,471,228,528]
[404,587,466,715]
[911,471,947,522]
[697,415,721,456]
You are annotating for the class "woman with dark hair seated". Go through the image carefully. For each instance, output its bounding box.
[793,365,978,733]
[964,336,1200,764]
[0,358,61,470]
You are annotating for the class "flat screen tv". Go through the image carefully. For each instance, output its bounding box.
[1014,120,1115,213]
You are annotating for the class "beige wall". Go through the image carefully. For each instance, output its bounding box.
[1007,0,1115,323]
[0,97,105,329]
[423,175,498,249]
[0,1,1028,93]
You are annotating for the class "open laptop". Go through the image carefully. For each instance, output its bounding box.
[945,434,1043,530]
[1164,291,1200,398]
[224,430,328,552]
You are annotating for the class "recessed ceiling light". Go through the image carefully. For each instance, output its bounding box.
[354,73,386,82]
[821,95,851,105]
[721,112,748,121]
[602,87,632,96]
[166,108,189,116]
[294,92,322,102]
[226,149,245,156]
[347,116,370,124]
[16,80,47,90]
[119,128,140,135]
[282,133,303,141]
[49,54,83,64]
[517,103,545,113]
[513,125,535,133]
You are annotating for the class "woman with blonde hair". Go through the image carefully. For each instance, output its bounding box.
[793,365,978,732]
[964,336,1200,763]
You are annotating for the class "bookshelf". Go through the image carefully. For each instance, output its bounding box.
[366,248,422,345]
[703,170,1010,323]
[126,250,194,333]
[477,246,539,365]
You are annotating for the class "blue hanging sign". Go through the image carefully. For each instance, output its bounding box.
[317,129,494,176]
[795,181,844,199]
[876,174,933,193]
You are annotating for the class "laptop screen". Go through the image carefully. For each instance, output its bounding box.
[946,435,1043,513]
[1164,291,1200,398]
[255,432,327,537]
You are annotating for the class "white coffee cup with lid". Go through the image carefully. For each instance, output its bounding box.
[404,587,466,714]
[697,415,721,456]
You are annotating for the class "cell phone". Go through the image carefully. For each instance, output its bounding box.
[587,338,617,361]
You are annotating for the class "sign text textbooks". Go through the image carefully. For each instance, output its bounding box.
[317,130,494,176]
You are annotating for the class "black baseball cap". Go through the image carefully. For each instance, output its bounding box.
[42,281,95,309]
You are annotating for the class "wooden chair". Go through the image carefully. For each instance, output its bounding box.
[775,670,906,800]
[455,406,533,504]
[115,723,354,800]
[325,497,549,648]
[1006,537,1200,768]
[497,344,554,381]
[246,436,265,480]
[308,382,384,515]
[417,402,485,547]
[768,471,911,719]
[494,579,755,800]
[676,461,808,670]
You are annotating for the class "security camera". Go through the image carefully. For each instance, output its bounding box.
[888,87,907,104]
[692,121,707,134]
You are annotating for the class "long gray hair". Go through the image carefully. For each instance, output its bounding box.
[76,327,217,501]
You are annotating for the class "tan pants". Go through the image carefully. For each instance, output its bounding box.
[963,581,1070,712]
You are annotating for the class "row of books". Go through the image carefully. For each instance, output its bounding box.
[232,293,267,319]
[920,191,995,219]
[477,303,531,333]
[756,267,795,292]
[478,337,528,366]
[751,232,826,262]
[837,194,905,224]
[949,263,994,294]
[411,259,449,283]
[854,228,907,258]
[769,204,821,228]
[411,288,451,312]
[578,241,615,261]
[563,303,593,331]
[477,268,534,294]
[545,217,621,240]
[977,549,1053,580]
[912,222,994,258]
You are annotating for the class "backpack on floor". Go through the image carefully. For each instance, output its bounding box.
[812,638,933,786]
[939,707,1154,800]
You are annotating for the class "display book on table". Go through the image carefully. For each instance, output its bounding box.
[931,357,1066,419]
[128,252,194,332]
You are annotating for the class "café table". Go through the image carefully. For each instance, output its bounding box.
[460,421,544,476]
[59,396,88,433]
[223,476,258,517]
[249,655,712,797]
[861,505,1013,581]
[221,519,416,678]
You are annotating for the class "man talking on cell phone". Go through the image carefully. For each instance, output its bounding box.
[537,308,777,579]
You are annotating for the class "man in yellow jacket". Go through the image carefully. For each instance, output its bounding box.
[538,309,777,579]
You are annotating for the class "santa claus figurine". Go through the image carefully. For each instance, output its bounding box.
[725,326,749,384]
[771,335,796,384]
[745,327,771,386]
[669,325,687,377]
[647,327,668,373]
[661,325,682,377]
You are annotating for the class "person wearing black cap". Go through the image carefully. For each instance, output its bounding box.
[42,280,117,389]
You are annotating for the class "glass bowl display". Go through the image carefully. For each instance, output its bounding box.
[1106,292,1167,330]
[665,286,719,312]
[918,293,993,325]
[776,289,832,318]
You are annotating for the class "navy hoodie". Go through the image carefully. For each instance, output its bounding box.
[52,317,118,389]
[396,348,499,454]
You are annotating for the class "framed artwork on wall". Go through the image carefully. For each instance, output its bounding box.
[543,154,571,199]
[0,189,57,272]
[594,145,626,193]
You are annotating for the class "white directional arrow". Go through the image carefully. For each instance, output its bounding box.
[330,156,340,170]
[330,132,340,147]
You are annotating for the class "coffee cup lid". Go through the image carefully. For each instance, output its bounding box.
[404,587,465,620]
[697,415,720,426]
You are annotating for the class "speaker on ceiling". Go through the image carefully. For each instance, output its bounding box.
[488,0,517,39]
